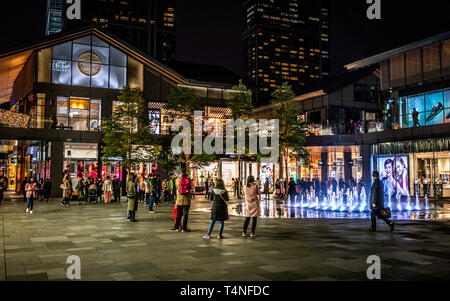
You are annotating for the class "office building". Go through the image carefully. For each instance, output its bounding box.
[242,0,330,104]
[46,0,176,61]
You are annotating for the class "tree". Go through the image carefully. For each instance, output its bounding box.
[228,80,254,197]
[271,83,308,182]
[102,86,159,174]
[165,85,217,175]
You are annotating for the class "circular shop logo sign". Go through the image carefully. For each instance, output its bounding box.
[77,52,102,76]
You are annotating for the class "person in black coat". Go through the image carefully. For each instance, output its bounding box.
[370,171,395,232]
[112,176,121,203]
[203,179,229,240]
[287,178,297,202]
[43,179,52,202]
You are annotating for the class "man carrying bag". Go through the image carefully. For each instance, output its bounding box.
[369,171,395,232]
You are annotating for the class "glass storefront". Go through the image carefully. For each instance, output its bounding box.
[63,143,99,180]
[57,96,102,131]
[373,138,450,198]
[398,88,450,128]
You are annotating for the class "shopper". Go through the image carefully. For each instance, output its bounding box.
[43,178,52,202]
[103,176,113,203]
[369,171,395,232]
[147,175,157,213]
[288,178,297,202]
[37,179,45,202]
[203,179,229,240]
[25,178,38,214]
[243,175,260,238]
[96,178,103,203]
[112,176,121,203]
[126,174,138,222]
[171,173,191,232]
[61,175,71,206]
[76,178,85,205]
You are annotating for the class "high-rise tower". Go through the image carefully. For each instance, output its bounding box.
[46,0,176,61]
[242,0,330,104]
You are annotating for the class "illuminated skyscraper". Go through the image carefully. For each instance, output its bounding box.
[46,0,65,36]
[47,0,176,61]
[242,0,330,104]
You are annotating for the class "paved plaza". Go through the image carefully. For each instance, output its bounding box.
[0,195,449,281]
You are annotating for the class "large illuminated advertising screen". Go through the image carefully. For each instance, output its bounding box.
[378,156,410,197]
[149,110,161,135]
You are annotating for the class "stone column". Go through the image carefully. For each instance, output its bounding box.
[321,152,328,182]
[344,152,352,183]
[50,141,64,198]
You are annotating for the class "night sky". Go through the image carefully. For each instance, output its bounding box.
[1,0,449,77]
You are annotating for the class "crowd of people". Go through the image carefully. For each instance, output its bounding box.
[3,167,395,234]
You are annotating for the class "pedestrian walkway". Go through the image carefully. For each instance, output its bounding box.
[0,197,449,281]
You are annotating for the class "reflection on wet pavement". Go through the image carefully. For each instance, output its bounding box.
[195,199,450,221]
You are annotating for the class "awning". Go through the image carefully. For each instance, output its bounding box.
[0,51,32,104]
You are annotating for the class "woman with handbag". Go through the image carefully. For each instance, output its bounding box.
[243,175,261,238]
[60,175,72,206]
[203,179,229,240]
[25,178,39,214]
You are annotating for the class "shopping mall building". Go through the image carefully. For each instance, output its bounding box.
[297,31,449,200]
[0,26,242,196]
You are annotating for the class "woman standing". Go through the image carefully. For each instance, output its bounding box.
[103,176,113,203]
[126,174,138,222]
[61,175,72,206]
[96,178,103,203]
[76,178,85,205]
[203,179,229,240]
[243,175,261,238]
[25,178,38,214]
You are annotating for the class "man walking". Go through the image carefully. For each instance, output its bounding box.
[369,171,395,232]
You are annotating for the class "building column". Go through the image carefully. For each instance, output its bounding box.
[50,141,64,198]
[97,143,103,179]
[344,152,352,183]
[362,144,372,194]
[321,152,328,182]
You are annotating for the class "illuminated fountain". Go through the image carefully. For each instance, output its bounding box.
[415,192,422,210]
[406,195,412,211]
[396,193,402,211]
[425,194,430,210]
[359,186,367,212]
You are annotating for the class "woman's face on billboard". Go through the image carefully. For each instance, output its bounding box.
[385,163,392,176]
[395,160,404,174]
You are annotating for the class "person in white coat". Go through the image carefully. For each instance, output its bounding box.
[103,176,113,203]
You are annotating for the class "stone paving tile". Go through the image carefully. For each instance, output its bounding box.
[0,198,449,281]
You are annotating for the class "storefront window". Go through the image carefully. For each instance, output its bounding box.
[373,139,450,198]
[51,35,127,89]
[57,96,102,131]
[398,88,449,128]
[30,93,46,129]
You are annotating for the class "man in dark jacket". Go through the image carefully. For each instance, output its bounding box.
[288,178,297,202]
[112,176,121,203]
[370,171,395,232]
